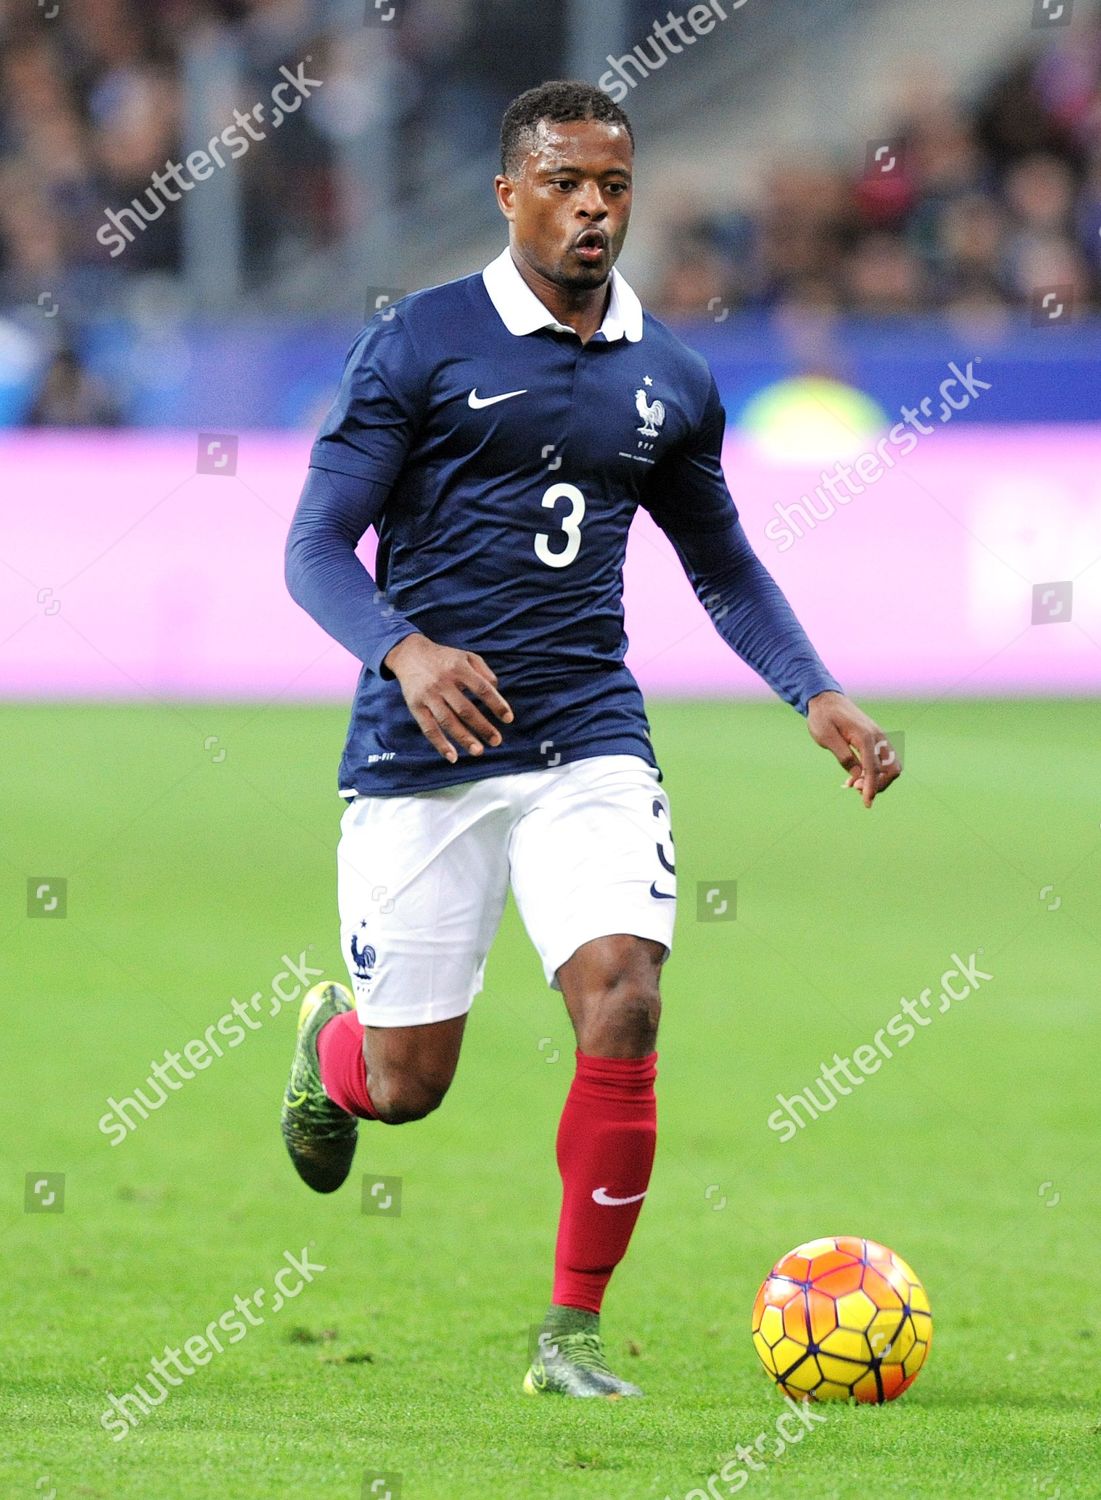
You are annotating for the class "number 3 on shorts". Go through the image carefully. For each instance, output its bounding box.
[535,482,586,569]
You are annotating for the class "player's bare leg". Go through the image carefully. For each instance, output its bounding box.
[362,1014,467,1122]
[560,934,663,1057]
[524,934,662,1399]
[282,989,465,1192]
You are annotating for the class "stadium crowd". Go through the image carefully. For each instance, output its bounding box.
[0,0,680,307]
[2,0,353,305]
[652,15,1101,319]
[2,0,1100,425]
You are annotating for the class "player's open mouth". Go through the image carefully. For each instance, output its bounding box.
[573,233,607,263]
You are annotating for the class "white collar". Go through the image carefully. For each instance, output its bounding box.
[482,246,643,343]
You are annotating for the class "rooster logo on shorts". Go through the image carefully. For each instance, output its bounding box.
[350,931,377,983]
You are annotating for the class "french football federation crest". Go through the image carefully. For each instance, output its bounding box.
[350,932,376,982]
[635,386,666,439]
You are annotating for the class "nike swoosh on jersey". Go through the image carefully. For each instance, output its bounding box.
[649,881,676,901]
[468,387,528,409]
[592,1186,648,1207]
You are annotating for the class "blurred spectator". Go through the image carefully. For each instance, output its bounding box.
[843,235,928,318]
[25,345,120,426]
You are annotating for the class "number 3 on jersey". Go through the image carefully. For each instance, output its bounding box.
[535,482,586,569]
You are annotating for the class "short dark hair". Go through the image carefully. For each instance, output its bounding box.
[500,80,635,176]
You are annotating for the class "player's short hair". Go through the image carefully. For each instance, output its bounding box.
[500,81,635,177]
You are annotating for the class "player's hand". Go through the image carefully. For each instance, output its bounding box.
[383,633,514,763]
[806,691,901,809]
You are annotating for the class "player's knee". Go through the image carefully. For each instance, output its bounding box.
[369,1069,450,1125]
[578,975,662,1055]
[611,986,662,1053]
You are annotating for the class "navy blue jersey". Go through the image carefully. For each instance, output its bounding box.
[290,249,841,797]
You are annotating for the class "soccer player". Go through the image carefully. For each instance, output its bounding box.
[282,80,900,1399]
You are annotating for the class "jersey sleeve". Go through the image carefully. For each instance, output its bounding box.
[641,374,843,715]
[642,373,741,538]
[285,465,418,678]
[309,310,426,482]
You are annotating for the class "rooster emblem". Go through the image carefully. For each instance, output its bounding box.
[350,933,376,982]
[635,387,665,438]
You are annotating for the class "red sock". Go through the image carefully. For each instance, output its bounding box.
[552,1049,658,1315]
[317,1010,378,1120]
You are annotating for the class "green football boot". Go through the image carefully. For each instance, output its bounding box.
[523,1309,643,1399]
[281,981,359,1194]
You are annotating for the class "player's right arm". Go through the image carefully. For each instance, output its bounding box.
[285,463,418,673]
[285,314,512,762]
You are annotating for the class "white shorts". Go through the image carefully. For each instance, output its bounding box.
[336,753,677,1027]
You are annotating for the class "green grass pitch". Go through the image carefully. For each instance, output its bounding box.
[5,697,1098,1499]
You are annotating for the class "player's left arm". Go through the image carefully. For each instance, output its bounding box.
[641,375,900,808]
